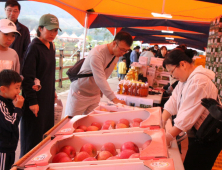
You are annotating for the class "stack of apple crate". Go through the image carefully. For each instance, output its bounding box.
[206,15,222,170]
[14,104,176,170]
[206,15,222,100]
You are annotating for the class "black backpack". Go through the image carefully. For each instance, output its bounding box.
[66,56,116,82]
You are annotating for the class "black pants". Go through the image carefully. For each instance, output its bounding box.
[0,152,15,170]
[183,136,222,170]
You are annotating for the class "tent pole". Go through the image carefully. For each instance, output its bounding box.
[162,0,166,14]
[82,13,88,59]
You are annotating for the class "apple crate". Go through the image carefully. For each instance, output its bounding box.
[23,159,175,170]
[23,129,168,168]
[52,107,161,136]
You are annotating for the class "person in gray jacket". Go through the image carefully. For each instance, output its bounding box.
[65,31,133,116]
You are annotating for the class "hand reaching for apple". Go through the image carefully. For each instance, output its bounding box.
[13,95,24,108]
[29,104,39,117]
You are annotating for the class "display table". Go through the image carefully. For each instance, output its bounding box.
[115,91,163,107]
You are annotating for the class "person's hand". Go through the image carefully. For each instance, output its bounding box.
[32,85,41,91]
[29,104,39,117]
[201,98,222,121]
[13,95,24,108]
[112,98,126,105]
[165,132,174,148]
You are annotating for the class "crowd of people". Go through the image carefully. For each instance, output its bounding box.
[0,1,222,170]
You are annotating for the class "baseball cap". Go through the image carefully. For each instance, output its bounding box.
[39,14,62,31]
[0,19,21,35]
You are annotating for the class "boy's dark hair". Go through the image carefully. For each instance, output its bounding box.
[36,26,44,37]
[0,69,22,87]
[5,0,21,11]
[114,31,133,47]
[122,57,126,61]
[134,46,140,50]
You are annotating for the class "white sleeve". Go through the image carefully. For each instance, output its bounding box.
[90,54,116,100]
[174,82,211,132]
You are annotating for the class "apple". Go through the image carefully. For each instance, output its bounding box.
[74,129,85,133]
[59,145,76,158]
[104,120,116,128]
[80,143,97,157]
[86,126,99,131]
[97,151,112,160]
[120,141,139,153]
[118,149,136,159]
[76,125,87,131]
[106,156,121,160]
[129,153,140,159]
[101,123,111,130]
[116,123,128,129]
[91,122,102,130]
[132,122,140,127]
[133,118,143,123]
[142,140,152,150]
[83,157,97,161]
[100,142,117,156]
[100,107,108,111]
[74,151,90,161]
[118,119,129,127]
[52,152,72,163]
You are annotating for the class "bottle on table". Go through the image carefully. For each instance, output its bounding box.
[122,82,128,95]
[117,81,123,94]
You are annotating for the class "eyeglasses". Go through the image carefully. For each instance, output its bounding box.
[116,42,129,53]
[6,9,19,14]
[170,66,177,77]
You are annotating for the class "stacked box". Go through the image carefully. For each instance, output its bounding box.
[206,15,222,100]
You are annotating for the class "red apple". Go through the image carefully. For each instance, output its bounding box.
[86,126,99,131]
[116,123,128,129]
[100,107,108,111]
[133,118,143,123]
[74,129,85,133]
[59,145,76,158]
[97,151,113,160]
[91,122,102,130]
[74,151,90,161]
[83,157,97,161]
[129,153,140,159]
[100,142,117,156]
[52,152,72,163]
[80,143,97,157]
[76,125,87,131]
[104,120,116,128]
[118,149,136,159]
[106,156,121,160]
[132,122,140,127]
[118,119,129,127]
[120,141,139,153]
[142,140,152,150]
[101,123,111,130]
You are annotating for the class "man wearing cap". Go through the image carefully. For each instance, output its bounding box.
[0,18,21,73]
[5,0,30,72]
[20,14,61,157]
[130,46,140,63]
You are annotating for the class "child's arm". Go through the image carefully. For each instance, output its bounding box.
[0,95,24,132]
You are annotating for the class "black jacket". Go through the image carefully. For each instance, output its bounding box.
[0,96,22,153]
[10,20,30,73]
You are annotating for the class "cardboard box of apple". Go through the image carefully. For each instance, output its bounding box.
[23,129,167,167]
[21,158,175,170]
[54,108,161,136]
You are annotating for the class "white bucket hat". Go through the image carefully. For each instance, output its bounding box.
[0,19,21,35]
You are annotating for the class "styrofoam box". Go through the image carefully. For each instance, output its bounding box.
[24,129,168,167]
[24,159,175,170]
[54,107,161,136]
[155,72,170,81]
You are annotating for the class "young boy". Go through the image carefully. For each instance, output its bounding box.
[0,69,24,170]
[118,57,127,80]
[0,19,21,74]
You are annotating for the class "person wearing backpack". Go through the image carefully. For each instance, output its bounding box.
[161,49,222,170]
[65,31,133,116]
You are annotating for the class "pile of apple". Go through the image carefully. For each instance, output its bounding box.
[74,118,144,133]
[52,140,152,163]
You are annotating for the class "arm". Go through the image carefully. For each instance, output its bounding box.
[15,53,20,74]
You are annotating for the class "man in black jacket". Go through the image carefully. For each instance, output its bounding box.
[5,0,30,73]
